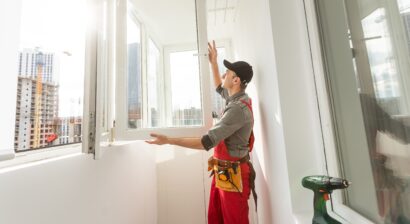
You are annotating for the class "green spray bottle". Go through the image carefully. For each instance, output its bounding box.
[302,176,351,224]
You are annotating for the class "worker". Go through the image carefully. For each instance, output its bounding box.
[146,40,257,224]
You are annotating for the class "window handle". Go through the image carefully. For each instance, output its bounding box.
[360,35,382,41]
[193,53,208,57]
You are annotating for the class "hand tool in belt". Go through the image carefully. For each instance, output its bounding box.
[208,155,258,211]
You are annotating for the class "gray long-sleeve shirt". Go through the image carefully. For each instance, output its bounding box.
[201,85,254,158]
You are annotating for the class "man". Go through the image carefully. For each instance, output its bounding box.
[146,40,256,224]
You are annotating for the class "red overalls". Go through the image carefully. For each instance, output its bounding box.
[208,99,254,224]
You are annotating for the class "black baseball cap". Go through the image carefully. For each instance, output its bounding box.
[223,59,253,85]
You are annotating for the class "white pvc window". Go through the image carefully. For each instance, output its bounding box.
[0,0,106,162]
[210,46,228,121]
[115,0,211,140]
[127,14,143,129]
[14,0,87,153]
[169,50,202,127]
[310,0,410,223]
[147,38,161,128]
[0,1,20,161]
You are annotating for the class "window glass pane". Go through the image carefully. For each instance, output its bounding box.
[210,47,226,121]
[359,3,410,222]
[362,9,403,110]
[127,14,142,129]
[317,0,410,223]
[206,0,236,123]
[170,50,202,126]
[15,0,86,152]
[147,38,161,128]
[127,0,201,129]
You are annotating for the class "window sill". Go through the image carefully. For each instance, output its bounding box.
[117,126,210,141]
[0,144,82,173]
[293,202,358,224]
[293,202,376,224]
[332,203,375,224]
[101,140,138,147]
[0,149,15,161]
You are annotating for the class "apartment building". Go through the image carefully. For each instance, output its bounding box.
[14,49,58,151]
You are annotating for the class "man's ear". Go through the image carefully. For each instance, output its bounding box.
[233,77,240,84]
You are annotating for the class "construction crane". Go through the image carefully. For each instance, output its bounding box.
[33,50,44,149]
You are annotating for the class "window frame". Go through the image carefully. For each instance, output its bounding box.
[304,0,378,223]
[163,43,202,127]
[209,40,233,120]
[83,0,112,159]
[0,0,104,164]
[114,0,212,141]
[145,36,164,128]
[0,0,20,162]
[93,0,116,158]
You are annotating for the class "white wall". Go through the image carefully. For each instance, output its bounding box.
[156,146,211,224]
[156,0,327,223]
[266,0,326,214]
[232,0,291,223]
[0,142,157,224]
[232,0,326,223]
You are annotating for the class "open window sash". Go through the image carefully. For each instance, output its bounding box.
[305,0,407,224]
[83,0,114,159]
[114,0,212,141]
[308,0,377,222]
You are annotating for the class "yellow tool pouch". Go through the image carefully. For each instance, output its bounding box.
[208,157,243,193]
[215,165,243,192]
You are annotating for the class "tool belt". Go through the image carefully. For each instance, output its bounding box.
[208,155,258,210]
[208,156,247,192]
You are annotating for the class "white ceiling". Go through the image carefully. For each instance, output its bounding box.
[130,0,238,46]
[207,0,238,25]
[207,0,237,41]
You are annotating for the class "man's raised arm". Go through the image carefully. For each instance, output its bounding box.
[208,40,222,88]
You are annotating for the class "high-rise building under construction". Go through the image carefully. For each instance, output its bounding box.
[14,49,58,151]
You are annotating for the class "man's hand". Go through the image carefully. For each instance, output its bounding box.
[145,133,169,145]
[208,40,218,64]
